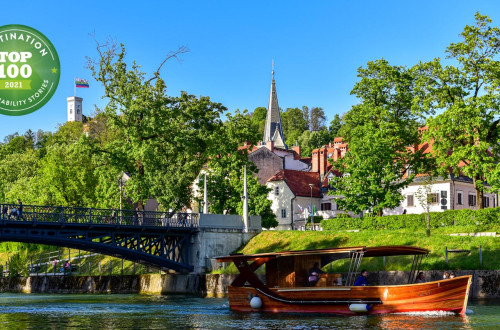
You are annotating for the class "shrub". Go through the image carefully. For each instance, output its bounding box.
[321,207,500,231]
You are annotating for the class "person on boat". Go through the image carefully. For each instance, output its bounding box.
[450,272,456,279]
[354,270,369,286]
[416,272,426,283]
[308,262,324,286]
[443,271,450,279]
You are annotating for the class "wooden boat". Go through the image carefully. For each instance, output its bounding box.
[216,246,472,316]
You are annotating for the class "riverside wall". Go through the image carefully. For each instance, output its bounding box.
[1,270,500,299]
[205,270,500,299]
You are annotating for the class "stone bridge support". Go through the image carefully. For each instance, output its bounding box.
[189,214,261,274]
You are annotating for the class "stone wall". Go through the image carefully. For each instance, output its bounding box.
[3,270,500,299]
[0,274,204,295]
[205,270,500,299]
[190,214,261,273]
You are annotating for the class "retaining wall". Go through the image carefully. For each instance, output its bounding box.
[2,270,500,299]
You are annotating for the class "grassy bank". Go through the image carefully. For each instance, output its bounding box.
[227,228,500,273]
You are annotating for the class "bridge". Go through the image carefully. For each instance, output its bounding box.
[0,203,199,273]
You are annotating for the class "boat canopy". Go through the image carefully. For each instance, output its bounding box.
[215,245,428,263]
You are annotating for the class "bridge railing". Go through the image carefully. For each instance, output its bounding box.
[0,203,199,228]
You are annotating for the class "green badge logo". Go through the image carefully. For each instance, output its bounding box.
[0,24,60,116]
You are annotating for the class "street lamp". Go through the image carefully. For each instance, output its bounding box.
[309,183,314,228]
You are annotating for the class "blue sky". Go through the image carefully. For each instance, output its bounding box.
[1,1,500,140]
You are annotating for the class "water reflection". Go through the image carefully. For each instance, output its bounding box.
[0,294,496,329]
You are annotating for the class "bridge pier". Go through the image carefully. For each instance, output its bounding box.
[190,214,261,274]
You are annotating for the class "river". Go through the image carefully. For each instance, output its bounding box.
[0,294,499,329]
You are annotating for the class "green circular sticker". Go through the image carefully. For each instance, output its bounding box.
[0,24,60,116]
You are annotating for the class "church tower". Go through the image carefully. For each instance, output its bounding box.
[262,62,287,149]
[67,96,83,122]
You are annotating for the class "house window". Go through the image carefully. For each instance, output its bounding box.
[483,197,490,208]
[321,203,331,211]
[407,195,414,207]
[430,193,439,204]
[274,186,279,196]
[457,191,463,205]
[281,209,287,218]
[468,194,476,207]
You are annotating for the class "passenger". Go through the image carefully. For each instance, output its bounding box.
[1,205,7,220]
[354,270,369,286]
[450,272,456,279]
[17,199,23,220]
[416,272,426,283]
[308,262,324,286]
[443,271,450,279]
[10,207,18,219]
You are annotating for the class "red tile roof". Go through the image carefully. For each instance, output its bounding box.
[267,169,321,197]
[333,137,343,142]
[321,167,341,187]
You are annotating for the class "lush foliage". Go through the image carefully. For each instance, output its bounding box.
[418,13,500,208]
[321,207,500,231]
[200,110,277,229]
[331,59,430,215]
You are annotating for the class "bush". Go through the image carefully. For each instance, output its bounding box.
[321,207,500,231]
[8,251,29,277]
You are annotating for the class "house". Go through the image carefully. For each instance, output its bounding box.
[266,169,321,230]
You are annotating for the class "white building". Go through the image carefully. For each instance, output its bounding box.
[67,96,83,122]
[387,176,497,215]
[266,169,321,230]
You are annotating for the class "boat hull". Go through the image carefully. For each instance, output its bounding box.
[227,275,472,316]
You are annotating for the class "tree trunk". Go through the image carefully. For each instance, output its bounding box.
[377,209,382,217]
[474,175,484,209]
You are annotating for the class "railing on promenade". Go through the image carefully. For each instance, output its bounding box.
[0,203,199,229]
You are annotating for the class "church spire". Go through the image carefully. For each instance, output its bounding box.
[263,60,287,149]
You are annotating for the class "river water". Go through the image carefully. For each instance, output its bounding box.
[0,294,499,329]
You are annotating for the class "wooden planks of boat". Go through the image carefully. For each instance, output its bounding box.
[227,276,472,316]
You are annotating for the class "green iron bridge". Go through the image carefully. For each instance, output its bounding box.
[0,203,199,272]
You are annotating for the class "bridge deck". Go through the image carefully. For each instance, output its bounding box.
[0,203,199,230]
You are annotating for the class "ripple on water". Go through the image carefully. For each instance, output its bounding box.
[0,294,497,329]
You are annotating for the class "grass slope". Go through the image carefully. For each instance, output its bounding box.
[239,229,500,272]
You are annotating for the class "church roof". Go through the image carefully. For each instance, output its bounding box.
[262,64,287,149]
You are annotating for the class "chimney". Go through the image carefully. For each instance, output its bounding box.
[312,149,319,172]
[266,140,274,153]
[292,145,301,158]
[319,148,327,177]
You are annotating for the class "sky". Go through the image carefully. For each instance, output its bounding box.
[1,1,500,140]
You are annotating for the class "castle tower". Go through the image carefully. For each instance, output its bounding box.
[67,96,83,122]
[262,61,287,149]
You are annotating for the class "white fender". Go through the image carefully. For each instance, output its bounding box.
[349,304,370,312]
[250,296,263,309]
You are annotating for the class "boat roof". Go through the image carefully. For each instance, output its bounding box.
[215,245,428,263]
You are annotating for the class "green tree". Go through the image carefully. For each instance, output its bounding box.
[251,107,267,141]
[281,107,309,146]
[203,110,277,228]
[328,114,343,139]
[310,107,326,131]
[87,42,225,210]
[297,129,331,158]
[331,59,429,216]
[418,13,500,208]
